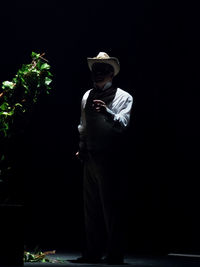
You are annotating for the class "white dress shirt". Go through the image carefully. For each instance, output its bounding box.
[78,88,133,151]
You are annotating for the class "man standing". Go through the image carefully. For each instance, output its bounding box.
[72,52,133,265]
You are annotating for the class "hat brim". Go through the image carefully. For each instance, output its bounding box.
[87,57,120,76]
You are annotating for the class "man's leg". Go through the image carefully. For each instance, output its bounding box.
[93,152,127,263]
[83,153,106,260]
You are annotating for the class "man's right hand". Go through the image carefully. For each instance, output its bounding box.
[76,150,87,161]
[76,151,80,159]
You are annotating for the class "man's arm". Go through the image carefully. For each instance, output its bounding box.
[106,95,133,128]
[76,90,90,160]
[93,94,133,130]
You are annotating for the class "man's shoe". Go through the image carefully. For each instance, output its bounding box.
[68,256,103,264]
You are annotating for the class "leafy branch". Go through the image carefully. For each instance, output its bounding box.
[0,52,52,138]
[0,52,53,185]
[24,249,66,264]
[24,250,56,263]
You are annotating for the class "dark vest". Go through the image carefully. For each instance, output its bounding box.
[84,85,120,151]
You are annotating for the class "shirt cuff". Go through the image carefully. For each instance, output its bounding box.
[106,107,116,120]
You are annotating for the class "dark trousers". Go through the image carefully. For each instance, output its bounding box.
[83,150,127,260]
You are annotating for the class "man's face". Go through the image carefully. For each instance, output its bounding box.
[91,63,114,83]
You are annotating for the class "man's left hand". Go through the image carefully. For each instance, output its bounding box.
[92,100,107,113]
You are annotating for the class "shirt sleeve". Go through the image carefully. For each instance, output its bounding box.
[106,94,133,129]
[77,91,89,151]
[78,102,85,136]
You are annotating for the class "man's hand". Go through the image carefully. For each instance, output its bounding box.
[92,99,107,113]
[76,151,83,161]
[76,150,87,161]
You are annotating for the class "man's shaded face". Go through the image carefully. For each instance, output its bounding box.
[91,63,114,83]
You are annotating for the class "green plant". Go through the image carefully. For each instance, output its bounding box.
[0,52,53,185]
[23,249,66,263]
[0,52,52,138]
[24,250,56,263]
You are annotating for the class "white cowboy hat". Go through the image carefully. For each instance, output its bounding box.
[87,52,120,76]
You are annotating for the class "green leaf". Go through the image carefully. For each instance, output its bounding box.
[47,71,53,77]
[41,63,50,70]
[2,111,14,116]
[45,77,52,86]
[23,83,29,90]
[31,52,40,59]
[0,102,9,111]
[14,103,23,107]
[2,81,15,90]
[31,68,40,75]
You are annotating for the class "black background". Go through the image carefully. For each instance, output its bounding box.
[1,1,200,255]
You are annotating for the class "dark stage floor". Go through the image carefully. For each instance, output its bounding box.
[22,251,200,267]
